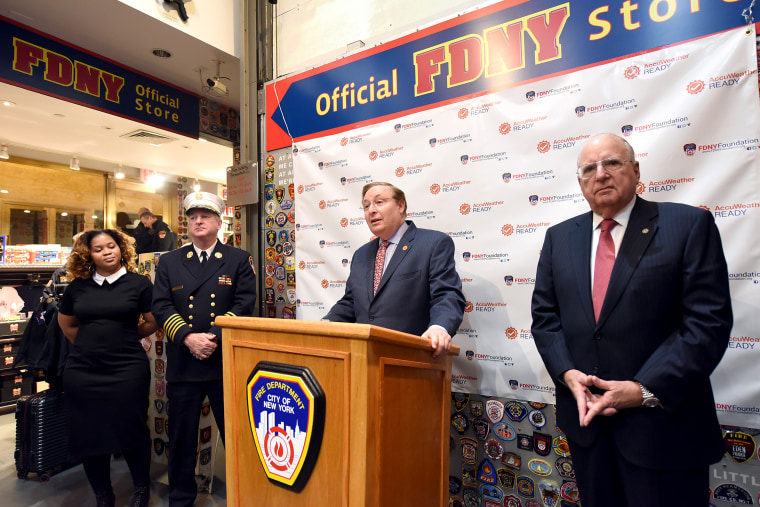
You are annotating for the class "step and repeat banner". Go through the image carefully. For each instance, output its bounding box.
[265,0,760,501]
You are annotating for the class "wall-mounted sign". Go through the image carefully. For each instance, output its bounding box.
[226,162,258,206]
[246,361,325,491]
[0,15,199,138]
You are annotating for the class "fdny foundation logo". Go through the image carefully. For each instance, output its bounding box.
[247,362,325,492]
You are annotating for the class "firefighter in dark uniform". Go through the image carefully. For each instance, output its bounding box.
[136,208,177,254]
[152,192,257,506]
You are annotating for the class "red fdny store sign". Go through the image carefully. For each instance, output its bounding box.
[0,15,199,138]
[265,0,744,150]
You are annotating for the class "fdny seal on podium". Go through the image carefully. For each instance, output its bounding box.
[247,362,326,492]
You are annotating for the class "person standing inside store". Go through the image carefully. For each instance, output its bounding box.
[324,182,465,357]
[152,191,257,506]
[530,133,732,506]
[58,229,158,507]
[135,208,177,254]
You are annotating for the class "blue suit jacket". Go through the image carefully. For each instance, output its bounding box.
[325,221,465,337]
[531,197,732,469]
[152,241,257,382]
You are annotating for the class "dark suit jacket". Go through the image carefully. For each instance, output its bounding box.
[325,221,465,337]
[152,241,257,382]
[531,197,732,469]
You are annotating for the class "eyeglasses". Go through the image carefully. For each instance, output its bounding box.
[577,157,630,180]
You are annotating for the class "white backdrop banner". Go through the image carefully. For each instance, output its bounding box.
[289,24,760,426]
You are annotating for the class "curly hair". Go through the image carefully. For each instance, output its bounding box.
[66,229,137,280]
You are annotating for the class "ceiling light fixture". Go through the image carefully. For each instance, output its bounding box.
[1,100,16,108]
[146,173,165,188]
[70,156,80,170]
[0,144,8,160]
[115,164,125,179]
[193,179,201,192]
[152,48,172,58]
[0,190,8,194]
[61,212,68,217]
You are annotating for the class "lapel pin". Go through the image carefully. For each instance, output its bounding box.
[186,251,193,259]
[215,252,223,258]
[641,228,650,234]
[402,245,408,251]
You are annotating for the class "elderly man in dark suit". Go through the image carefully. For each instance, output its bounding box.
[325,182,465,357]
[531,133,732,506]
[152,191,257,506]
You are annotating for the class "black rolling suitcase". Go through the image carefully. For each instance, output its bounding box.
[14,388,75,481]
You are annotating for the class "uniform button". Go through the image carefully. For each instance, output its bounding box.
[211,294,216,298]
[210,313,215,317]
[189,304,194,309]
[189,324,193,328]
[190,296,194,301]
[189,315,193,320]
[211,302,216,307]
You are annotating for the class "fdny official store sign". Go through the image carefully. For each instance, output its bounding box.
[247,362,325,492]
[0,15,199,138]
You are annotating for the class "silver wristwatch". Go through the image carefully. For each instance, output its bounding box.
[639,383,661,408]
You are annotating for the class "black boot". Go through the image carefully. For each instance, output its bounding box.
[94,489,115,507]
[129,485,150,507]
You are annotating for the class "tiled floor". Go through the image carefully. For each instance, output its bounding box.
[0,409,227,506]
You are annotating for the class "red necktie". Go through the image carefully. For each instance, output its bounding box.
[373,240,389,294]
[593,219,617,322]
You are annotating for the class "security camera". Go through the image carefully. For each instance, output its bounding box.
[206,77,228,95]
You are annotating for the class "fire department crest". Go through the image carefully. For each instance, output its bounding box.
[247,362,326,491]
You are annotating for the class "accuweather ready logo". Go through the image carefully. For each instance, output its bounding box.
[458,100,500,119]
[339,216,366,227]
[624,55,689,79]
[369,146,404,160]
[396,163,432,177]
[713,202,759,218]
[502,222,550,236]
[728,335,760,350]
[686,69,757,94]
[297,183,322,194]
[320,278,346,289]
[638,177,694,195]
[340,133,371,146]
[459,201,504,215]
[318,198,348,209]
[499,116,547,135]
[430,180,472,194]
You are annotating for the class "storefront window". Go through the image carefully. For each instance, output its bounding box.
[6,206,103,246]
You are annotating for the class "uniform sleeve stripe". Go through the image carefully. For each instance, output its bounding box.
[224,311,237,317]
[163,314,187,342]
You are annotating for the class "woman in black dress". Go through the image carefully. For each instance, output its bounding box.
[58,229,157,507]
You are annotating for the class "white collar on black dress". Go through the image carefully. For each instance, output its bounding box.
[92,266,127,286]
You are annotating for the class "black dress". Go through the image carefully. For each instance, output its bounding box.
[60,272,153,458]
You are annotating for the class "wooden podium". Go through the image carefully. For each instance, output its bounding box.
[217,316,458,506]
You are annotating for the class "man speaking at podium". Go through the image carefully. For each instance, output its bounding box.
[324,182,466,357]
